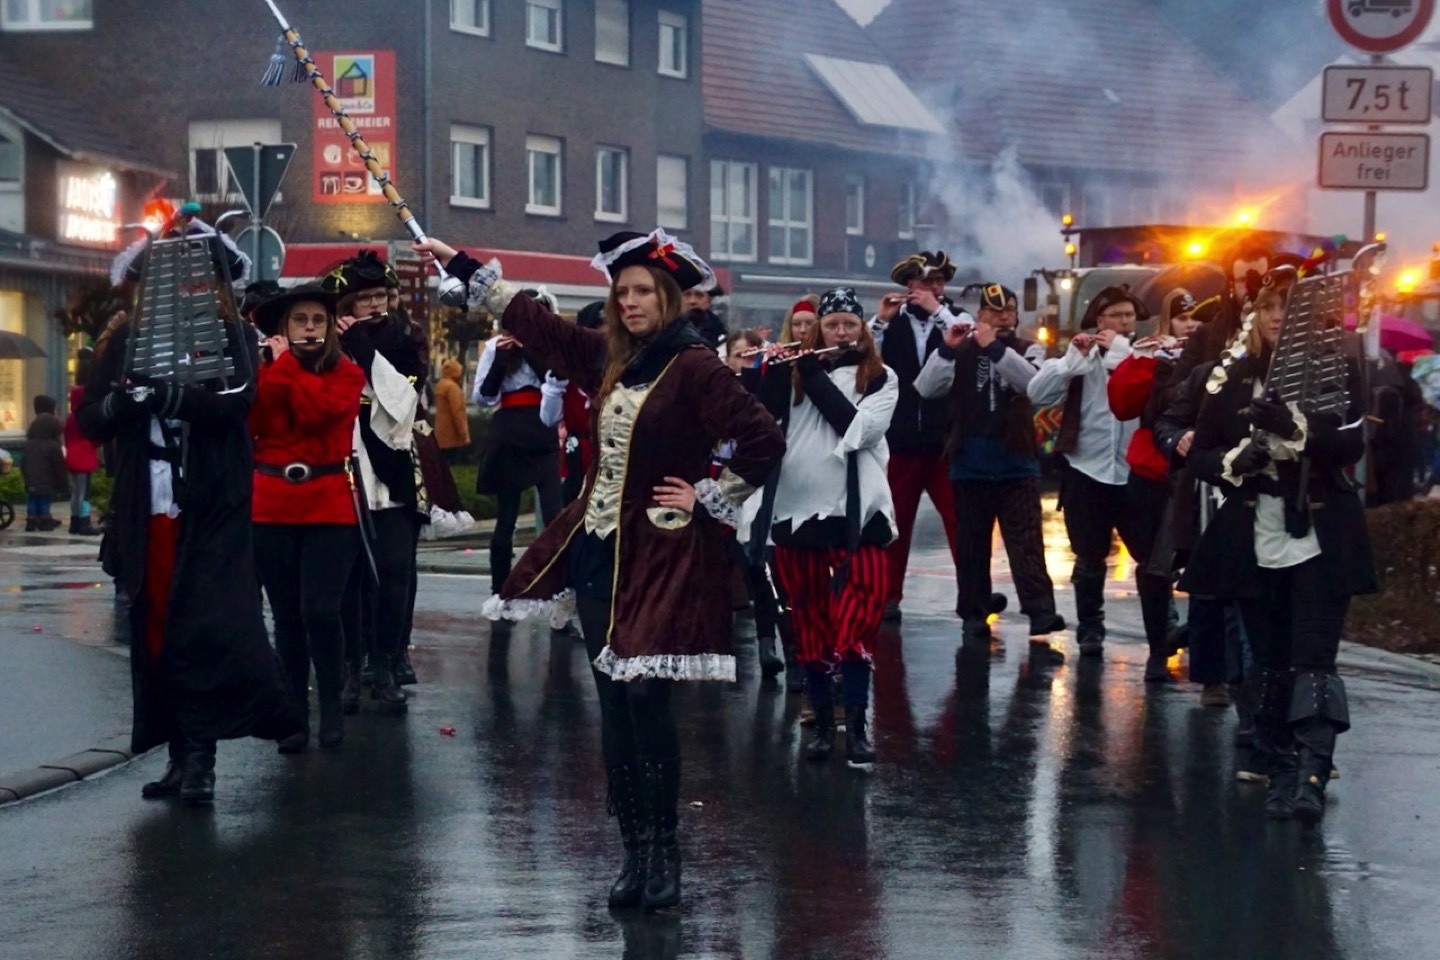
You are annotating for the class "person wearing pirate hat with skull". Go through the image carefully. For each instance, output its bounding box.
[915,283,1066,644]
[870,250,971,620]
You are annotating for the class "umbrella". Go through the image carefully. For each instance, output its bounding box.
[1378,316,1435,355]
[0,330,46,359]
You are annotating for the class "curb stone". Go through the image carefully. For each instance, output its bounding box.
[1337,641,1440,684]
[0,738,138,807]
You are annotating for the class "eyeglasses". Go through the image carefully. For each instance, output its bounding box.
[353,290,388,306]
[1100,310,1137,321]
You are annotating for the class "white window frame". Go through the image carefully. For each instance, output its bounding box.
[595,146,629,222]
[898,180,916,240]
[767,167,813,266]
[845,175,865,237]
[656,154,688,230]
[658,10,688,79]
[526,0,564,53]
[526,135,563,217]
[0,119,22,186]
[450,125,491,209]
[595,0,629,67]
[449,0,490,36]
[1,0,92,30]
[710,160,758,263]
[188,119,283,202]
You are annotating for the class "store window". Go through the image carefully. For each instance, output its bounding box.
[0,291,26,432]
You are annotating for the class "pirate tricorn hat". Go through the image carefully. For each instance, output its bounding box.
[891,250,957,285]
[319,249,389,299]
[592,228,715,291]
[253,283,337,337]
[1080,285,1149,330]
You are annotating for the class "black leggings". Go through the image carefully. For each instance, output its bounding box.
[491,475,564,587]
[577,594,679,767]
[256,523,359,714]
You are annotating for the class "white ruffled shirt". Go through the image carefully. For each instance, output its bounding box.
[769,363,899,540]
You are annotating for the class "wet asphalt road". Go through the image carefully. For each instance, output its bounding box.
[1,507,1439,960]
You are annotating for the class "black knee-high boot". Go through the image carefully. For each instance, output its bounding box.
[1290,671,1349,825]
[313,631,346,749]
[1254,668,1296,819]
[1072,564,1107,654]
[642,757,681,911]
[276,634,311,754]
[606,761,649,909]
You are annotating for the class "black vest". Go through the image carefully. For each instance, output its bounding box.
[880,312,949,455]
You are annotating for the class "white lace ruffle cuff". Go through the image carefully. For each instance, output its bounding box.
[694,476,741,528]
[464,257,518,318]
[482,589,575,630]
[592,647,737,682]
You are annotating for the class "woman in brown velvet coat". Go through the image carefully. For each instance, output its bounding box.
[417,229,784,913]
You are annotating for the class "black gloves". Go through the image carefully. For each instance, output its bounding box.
[794,352,826,381]
[340,322,376,370]
[1230,442,1271,477]
[1249,396,1298,439]
[143,381,185,418]
[101,387,148,425]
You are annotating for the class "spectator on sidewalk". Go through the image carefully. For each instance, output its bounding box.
[433,358,471,465]
[22,394,67,532]
[64,384,101,536]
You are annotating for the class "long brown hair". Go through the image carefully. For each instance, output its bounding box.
[597,265,684,401]
[780,294,820,344]
[792,314,885,405]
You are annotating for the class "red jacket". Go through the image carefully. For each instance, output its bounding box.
[250,350,367,525]
[1107,355,1169,483]
[63,384,99,473]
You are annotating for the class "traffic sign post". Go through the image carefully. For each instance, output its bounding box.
[1324,0,1436,243]
[234,225,287,283]
[1318,132,1431,189]
[1322,65,1433,123]
[1327,0,1436,55]
[224,142,296,284]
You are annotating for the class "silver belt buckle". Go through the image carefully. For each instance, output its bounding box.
[283,462,312,483]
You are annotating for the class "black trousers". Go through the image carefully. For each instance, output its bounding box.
[256,523,359,719]
[952,477,1056,622]
[577,594,680,767]
[1061,468,1171,648]
[491,473,564,589]
[1238,558,1348,674]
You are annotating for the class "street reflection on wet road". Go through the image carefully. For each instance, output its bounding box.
[0,508,1437,959]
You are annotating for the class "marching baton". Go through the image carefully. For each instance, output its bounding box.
[258,0,465,303]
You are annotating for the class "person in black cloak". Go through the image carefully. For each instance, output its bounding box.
[77,255,301,807]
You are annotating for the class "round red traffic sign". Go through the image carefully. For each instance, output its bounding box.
[1328,0,1436,54]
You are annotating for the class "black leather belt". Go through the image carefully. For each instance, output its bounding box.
[256,461,347,483]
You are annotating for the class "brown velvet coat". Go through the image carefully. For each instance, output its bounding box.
[496,294,784,672]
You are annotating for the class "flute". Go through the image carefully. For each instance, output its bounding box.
[766,341,857,365]
[737,340,800,358]
[1131,335,1188,351]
